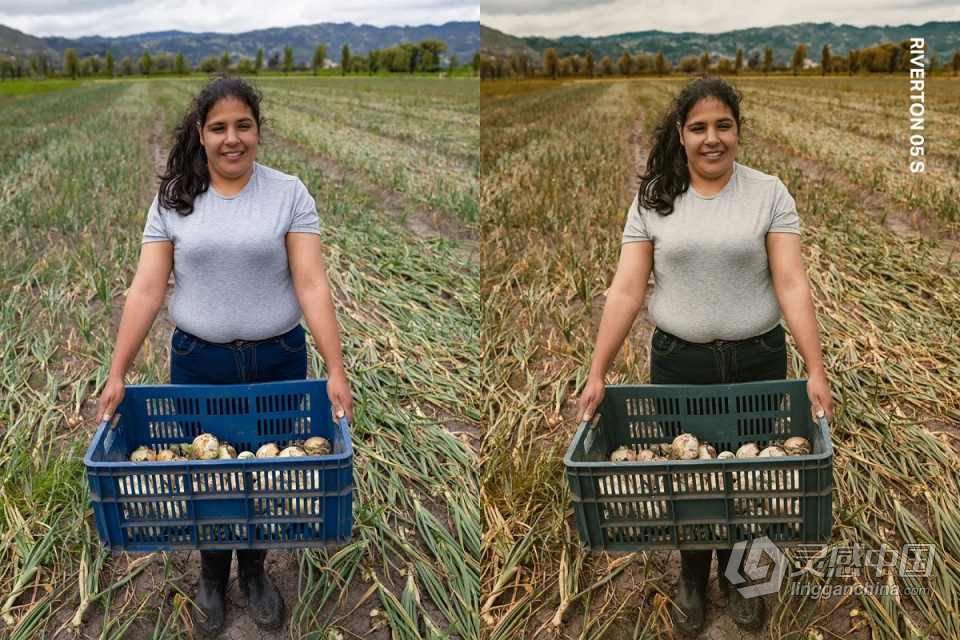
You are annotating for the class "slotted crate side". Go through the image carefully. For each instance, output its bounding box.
[564,380,833,551]
[604,382,806,455]
[127,383,328,455]
[85,380,353,551]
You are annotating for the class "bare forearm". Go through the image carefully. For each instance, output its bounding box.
[108,289,165,380]
[298,283,347,377]
[588,288,646,380]
[778,281,826,377]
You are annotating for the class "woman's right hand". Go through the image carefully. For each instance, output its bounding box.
[96,376,126,423]
[577,375,606,423]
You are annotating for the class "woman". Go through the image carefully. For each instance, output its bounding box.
[577,77,833,635]
[95,76,354,636]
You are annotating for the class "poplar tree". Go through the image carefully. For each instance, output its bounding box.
[544,48,558,79]
[313,44,327,75]
[341,44,350,75]
[791,44,807,75]
[139,52,152,76]
[64,48,78,79]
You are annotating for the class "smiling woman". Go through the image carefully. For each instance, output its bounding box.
[577,76,834,636]
[94,75,354,637]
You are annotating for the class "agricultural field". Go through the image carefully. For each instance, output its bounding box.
[0,75,479,639]
[481,76,960,639]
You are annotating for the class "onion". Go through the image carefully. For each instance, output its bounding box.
[670,433,700,460]
[279,446,306,457]
[697,443,717,459]
[736,443,760,458]
[217,443,237,459]
[304,436,332,456]
[256,443,280,458]
[130,446,156,462]
[609,446,636,462]
[237,451,256,460]
[784,436,811,456]
[192,433,220,460]
[156,449,177,462]
[758,445,786,457]
[717,451,736,460]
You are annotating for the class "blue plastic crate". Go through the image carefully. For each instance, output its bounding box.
[83,379,353,552]
[564,379,833,551]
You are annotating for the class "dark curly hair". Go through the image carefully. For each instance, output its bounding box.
[638,76,742,215]
[158,75,264,215]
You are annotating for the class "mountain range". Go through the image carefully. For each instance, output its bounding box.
[0,21,480,66]
[480,21,960,66]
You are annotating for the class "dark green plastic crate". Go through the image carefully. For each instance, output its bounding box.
[563,379,833,551]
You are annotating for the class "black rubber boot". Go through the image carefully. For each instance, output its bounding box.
[716,548,766,631]
[673,550,710,637]
[194,550,231,637]
[237,549,284,631]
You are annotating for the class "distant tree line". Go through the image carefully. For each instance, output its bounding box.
[478,41,960,80]
[0,38,479,80]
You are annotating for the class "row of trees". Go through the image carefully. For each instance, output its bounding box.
[0,39,479,80]
[480,43,960,80]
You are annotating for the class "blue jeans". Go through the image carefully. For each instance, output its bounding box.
[170,324,307,560]
[169,324,308,385]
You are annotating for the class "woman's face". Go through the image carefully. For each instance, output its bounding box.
[198,96,259,181]
[678,97,738,181]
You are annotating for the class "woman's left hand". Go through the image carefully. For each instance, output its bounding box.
[327,370,353,423]
[806,371,833,421]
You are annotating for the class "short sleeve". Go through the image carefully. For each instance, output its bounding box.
[768,180,800,234]
[288,179,321,234]
[622,193,651,244]
[142,194,171,243]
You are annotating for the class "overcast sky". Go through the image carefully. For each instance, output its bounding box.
[0,0,480,38]
[482,0,960,38]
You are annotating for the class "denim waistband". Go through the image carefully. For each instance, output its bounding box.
[656,324,782,349]
[175,324,300,349]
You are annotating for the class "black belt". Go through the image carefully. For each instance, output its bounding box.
[176,327,289,349]
[656,324,782,348]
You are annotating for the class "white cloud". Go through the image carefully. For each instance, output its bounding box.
[480,0,960,38]
[0,0,479,38]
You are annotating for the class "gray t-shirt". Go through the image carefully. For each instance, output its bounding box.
[622,162,800,343]
[142,162,321,343]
